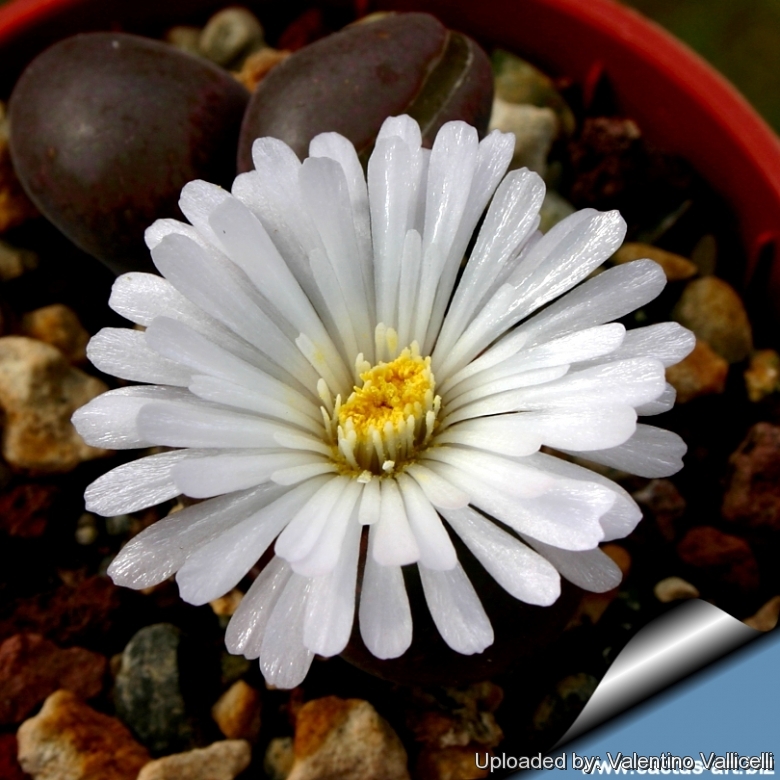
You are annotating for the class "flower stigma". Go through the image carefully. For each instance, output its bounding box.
[322,325,441,479]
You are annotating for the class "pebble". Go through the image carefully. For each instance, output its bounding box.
[114,623,193,754]
[286,696,410,780]
[744,349,780,402]
[199,7,264,68]
[264,736,295,780]
[136,740,251,780]
[672,277,753,363]
[689,233,718,276]
[743,596,780,632]
[0,575,122,646]
[165,26,202,56]
[539,190,575,233]
[492,49,575,135]
[488,98,557,175]
[654,576,700,603]
[209,589,243,617]
[0,633,106,724]
[665,337,728,403]
[722,422,780,532]
[17,689,150,780]
[21,304,90,363]
[611,242,697,281]
[406,682,504,752]
[0,238,38,281]
[0,733,26,780]
[0,482,58,538]
[212,680,262,741]
[632,479,687,542]
[677,526,759,591]
[233,47,290,91]
[75,512,98,545]
[0,102,38,233]
[532,673,598,733]
[0,336,109,471]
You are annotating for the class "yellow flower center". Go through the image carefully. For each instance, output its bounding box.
[321,331,440,479]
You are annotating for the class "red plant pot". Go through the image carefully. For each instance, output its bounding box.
[2,0,780,319]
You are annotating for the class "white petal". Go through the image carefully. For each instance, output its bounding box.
[107,483,285,589]
[372,478,420,567]
[440,505,560,605]
[636,383,677,416]
[524,451,642,542]
[439,406,637,456]
[290,480,361,577]
[87,328,193,387]
[85,450,191,516]
[418,563,494,654]
[423,459,609,550]
[433,167,544,360]
[525,538,623,593]
[358,477,381,525]
[136,401,291,449]
[518,259,667,347]
[225,556,292,658]
[581,322,695,367]
[359,525,412,659]
[569,424,687,477]
[396,473,457,570]
[404,463,470,509]
[274,476,349,563]
[72,386,189,449]
[259,573,315,688]
[172,450,326,498]
[175,477,324,604]
[302,513,362,656]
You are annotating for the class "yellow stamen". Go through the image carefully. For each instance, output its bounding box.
[325,330,440,476]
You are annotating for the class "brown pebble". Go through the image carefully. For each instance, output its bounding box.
[21,304,90,363]
[743,596,780,632]
[0,575,123,647]
[210,589,243,617]
[632,479,686,542]
[677,526,759,591]
[0,633,106,724]
[612,242,697,281]
[744,349,780,402]
[234,47,290,91]
[17,689,150,780]
[672,277,753,363]
[665,338,728,403]
[722,422,780,532]
[0,239,38,281]
[689,233,718,276]
[137,740,251,780]
[654,576,700,603]
[288,696,410,780]
[0,337,109,471]
[212,680,262,741]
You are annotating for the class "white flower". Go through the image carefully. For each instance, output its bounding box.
[73,115,693,688]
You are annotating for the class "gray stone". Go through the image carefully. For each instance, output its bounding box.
[114,624,193,754]
[539,189,575,233]
[488,98,557,176]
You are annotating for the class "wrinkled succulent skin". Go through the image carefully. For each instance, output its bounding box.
[238,12,494,167]
[8,33,249,275]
